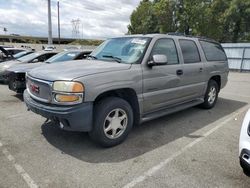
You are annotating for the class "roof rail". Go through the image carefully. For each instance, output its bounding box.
[167,32,186,36]
[167,32,216,42]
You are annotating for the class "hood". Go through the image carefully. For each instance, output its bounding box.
[6,62,44,73]
[29,60,132,81]
[0,60,23,72]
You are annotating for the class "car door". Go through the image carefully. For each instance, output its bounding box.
[178,39,207,99]
[142,38,186,114]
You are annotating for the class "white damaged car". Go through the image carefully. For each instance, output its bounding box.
[239,109,250,175]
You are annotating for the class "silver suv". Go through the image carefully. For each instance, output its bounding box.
[24,34,229,147]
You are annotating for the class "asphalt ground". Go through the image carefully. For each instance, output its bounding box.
[0,72,250,188]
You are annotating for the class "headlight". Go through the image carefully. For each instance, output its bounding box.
[53,81,84,93]
[52,81,84,104]
[3,65,10,69]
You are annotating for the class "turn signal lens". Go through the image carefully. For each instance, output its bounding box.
[55,94,80,102]
[53,81,84,93]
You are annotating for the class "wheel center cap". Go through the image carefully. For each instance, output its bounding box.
[110,118,121,129]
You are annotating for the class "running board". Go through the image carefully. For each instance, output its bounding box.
[141,98,204,123]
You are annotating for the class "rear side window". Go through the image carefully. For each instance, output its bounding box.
[200,40,227,61]
[179,39,201,64]
[151,38,179,65]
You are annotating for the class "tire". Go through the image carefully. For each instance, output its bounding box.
[89,97,133,147]
[200,80,219,109]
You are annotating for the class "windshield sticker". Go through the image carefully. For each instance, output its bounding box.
[131,39,147,45]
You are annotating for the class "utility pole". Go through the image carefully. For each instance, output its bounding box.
[57,0,61,44]
[48,0,53,45]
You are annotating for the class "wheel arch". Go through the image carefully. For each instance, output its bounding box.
[94,88,141,126]
[209,75,221,92]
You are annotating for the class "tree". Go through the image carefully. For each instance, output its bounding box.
[128,0,250,42]
[224,0,250,42]
[154,0,176,33]
[128,0,158,34]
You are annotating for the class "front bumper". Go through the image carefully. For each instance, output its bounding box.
[24,90,93,132]
[240,149,250,172]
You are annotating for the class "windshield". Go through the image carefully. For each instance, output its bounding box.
[17,52,41,62]
[45,51,80,63]
[13,51,32,59]
[90,37,150,64]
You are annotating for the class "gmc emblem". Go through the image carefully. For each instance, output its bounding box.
[30,83,40,94]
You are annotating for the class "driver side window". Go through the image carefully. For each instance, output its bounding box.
[151,38,179,65]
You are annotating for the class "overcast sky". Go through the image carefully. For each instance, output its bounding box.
[0,0,140,39]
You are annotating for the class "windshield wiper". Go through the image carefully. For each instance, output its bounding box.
[88,55,98,60]
[102,55,122,63]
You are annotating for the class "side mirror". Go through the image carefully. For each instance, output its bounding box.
[32,59,39,63]
[148,54,168,66]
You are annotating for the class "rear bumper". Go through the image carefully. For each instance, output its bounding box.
[24,90,93,132]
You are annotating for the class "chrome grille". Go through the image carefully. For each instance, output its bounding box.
[27,76,52,103]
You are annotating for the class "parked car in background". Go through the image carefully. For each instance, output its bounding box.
[44,45,56,51]
[12,50,34,59]
[0,47,29,62]
[0,51,57,83]
[4,48,26,55]
[8,50,92,93]
[64,46,81,51]
[0,47,13,62]
[24,34,229,147]
[239,109,250,176]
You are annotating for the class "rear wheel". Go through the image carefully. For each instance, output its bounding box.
[200,80,219,109]
[89,97,133,147]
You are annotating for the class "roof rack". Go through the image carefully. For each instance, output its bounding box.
[167,32,216,42]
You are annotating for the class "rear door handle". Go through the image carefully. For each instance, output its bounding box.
[199,67,203,72]
[176,69,183,75]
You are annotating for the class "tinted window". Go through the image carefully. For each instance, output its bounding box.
[179,40,201,64]
[200,40,227,61]
[151,38,179,65]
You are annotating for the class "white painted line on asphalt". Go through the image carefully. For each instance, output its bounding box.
[123,105,250,188]
[6,113,28,119]
[0,141,38,188]
[221,92,250,99]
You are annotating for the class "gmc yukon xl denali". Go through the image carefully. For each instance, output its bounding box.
[24,34,229,147]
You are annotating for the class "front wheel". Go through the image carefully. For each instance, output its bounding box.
[200,80,219,109]
[89,97,133,147]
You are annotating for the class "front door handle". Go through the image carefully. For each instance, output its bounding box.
[199,67,203,72]
[176,69,183,75]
